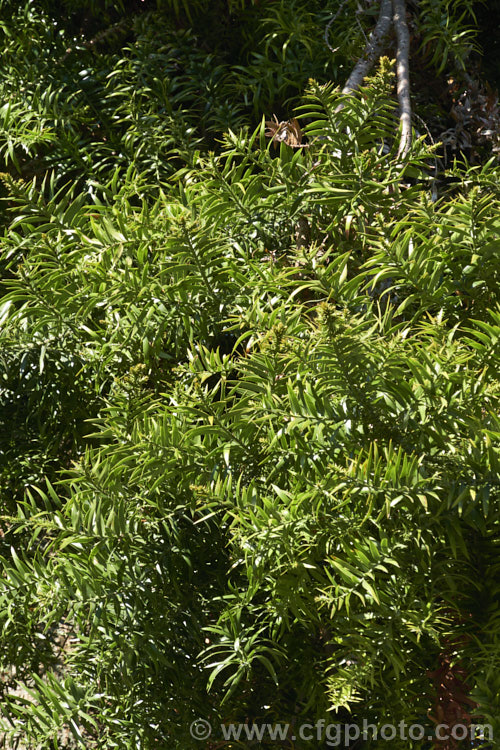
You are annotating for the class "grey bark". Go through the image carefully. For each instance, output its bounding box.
[340,0,393,98]
[393,0,412,156]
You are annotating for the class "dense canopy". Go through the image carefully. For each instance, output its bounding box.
[0,1,499,748]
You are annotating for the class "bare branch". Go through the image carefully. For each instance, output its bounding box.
[340,0,393,97]
[324,0,351,54]
[393,0,412,157]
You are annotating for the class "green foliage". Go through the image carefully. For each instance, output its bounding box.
[417,0,483,72]
[0,1,499,748]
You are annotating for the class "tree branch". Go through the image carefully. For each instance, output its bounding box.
[324,0,350,54]
[392,0,412,157]
[340,0,393,97]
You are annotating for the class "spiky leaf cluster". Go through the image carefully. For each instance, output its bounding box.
[0,2,498,749]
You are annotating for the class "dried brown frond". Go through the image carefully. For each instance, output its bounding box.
[265,116,303,148]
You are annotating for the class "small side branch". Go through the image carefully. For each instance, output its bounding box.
[324,0,350,54]
[341,0,393,97]
[392,0,412,156]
